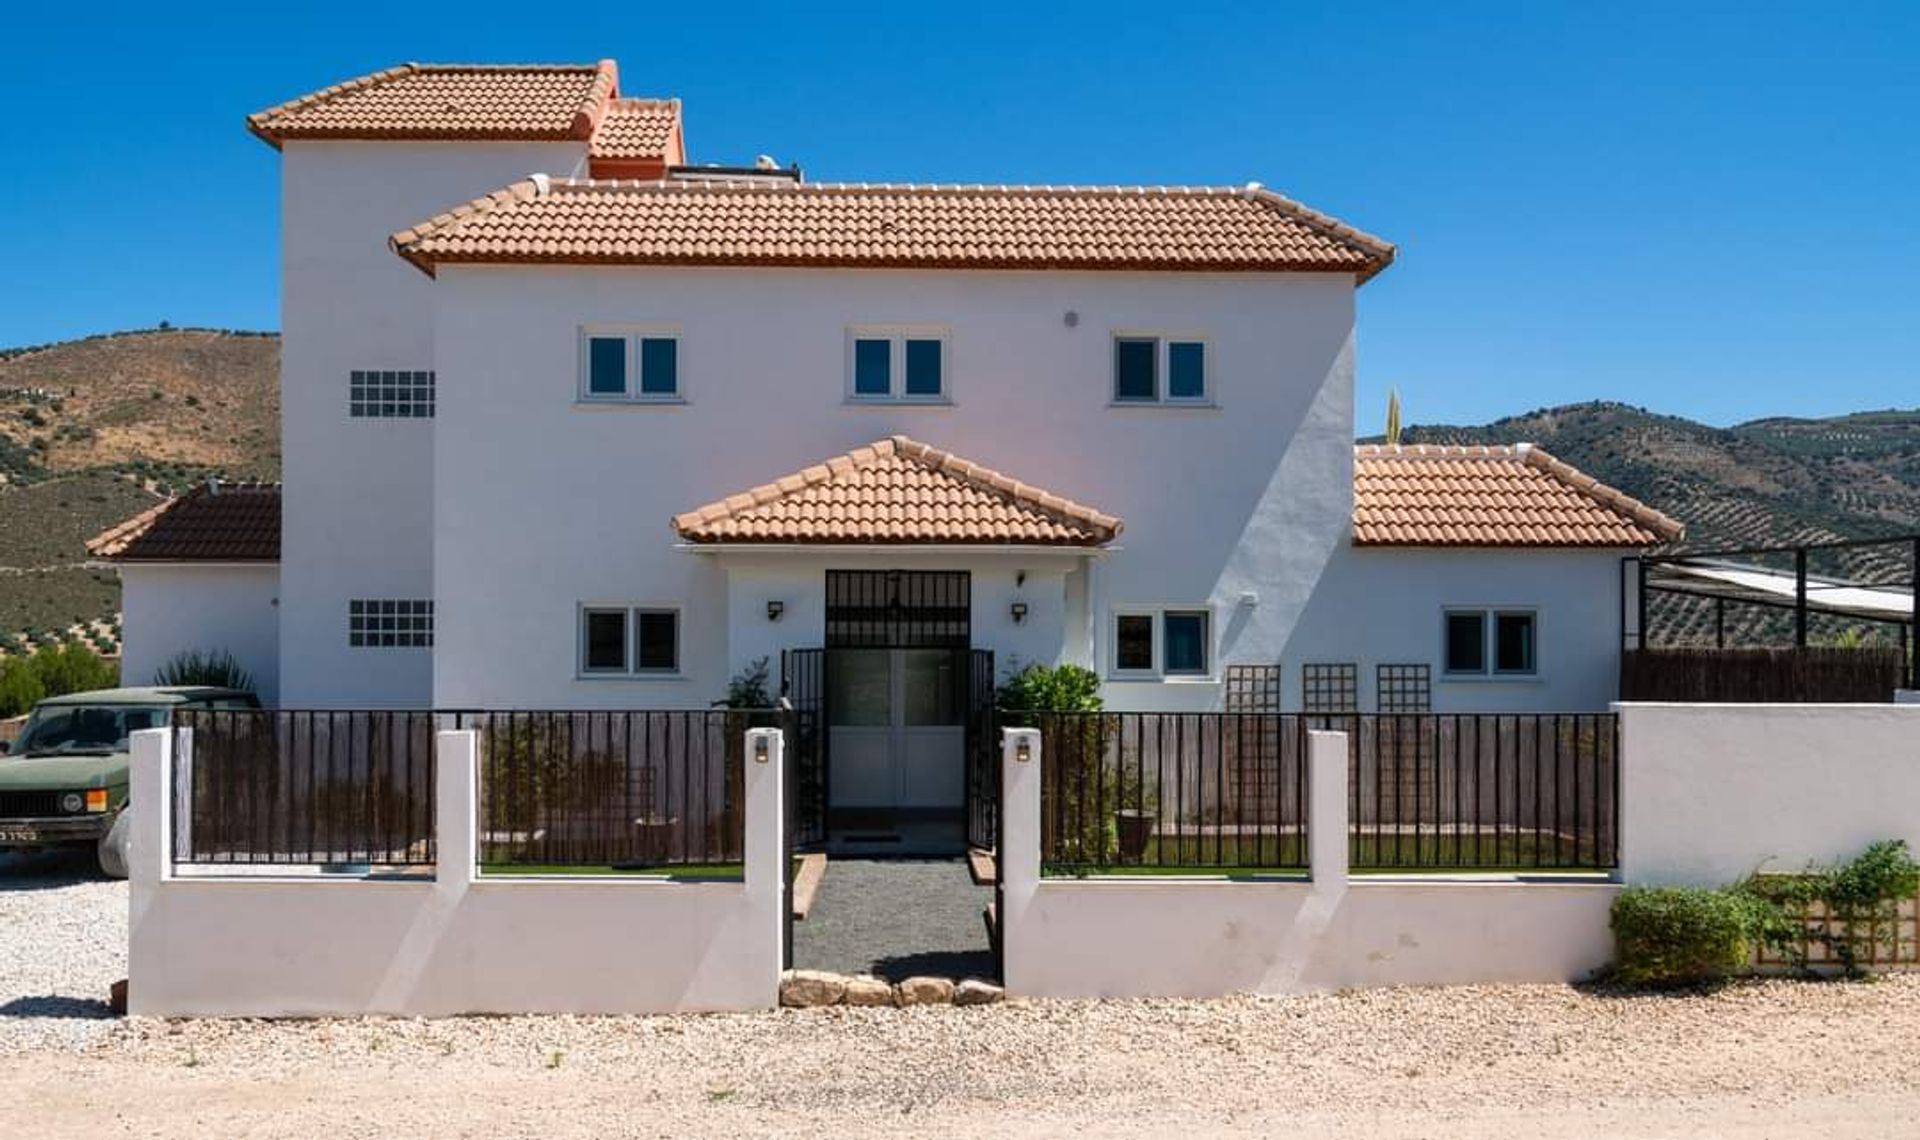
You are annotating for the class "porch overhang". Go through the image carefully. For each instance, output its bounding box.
[671,436,1123,548]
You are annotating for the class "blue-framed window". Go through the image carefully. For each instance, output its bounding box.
[849,330,948,402]
[1113,335,1209,404]
[580,328,682,402]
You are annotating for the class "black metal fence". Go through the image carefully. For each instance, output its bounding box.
[1329,713,1618,870]
[473,710,764,869]
[1033,711,1619,873]
[1034,712,1312,872]
[172,710,442,866]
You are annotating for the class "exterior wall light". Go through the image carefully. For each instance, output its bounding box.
[766,600,785,622]
[1010,601,1029,624]
[1015,738,1032,763]
[753,735,770,764]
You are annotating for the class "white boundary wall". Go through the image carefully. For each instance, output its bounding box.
[1618,702,1920,886]
[127,727,784,1017]
[999,727,1618,999]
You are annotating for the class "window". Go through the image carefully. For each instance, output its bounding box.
[1112,335,1208,404]
[578,605,681,676]
[1110,607,1213,678]
[1376,664,1433,712]
[1444,609,1538,677]
[1302,664,1358,713]
[579,327,681,402]
[847,328,948,402]
[349,599,433,648]
[349,370,435,418]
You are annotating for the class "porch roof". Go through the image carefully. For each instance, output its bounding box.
[86,481,281,562]
[672,436,1123,546]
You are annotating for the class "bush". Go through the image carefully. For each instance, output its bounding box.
[1743,840,1920,976]
[1610,885,1769,986]
[997,662,1102,721]
[28,643,117,700]
[0,657,46,719]
[153,648,256,693]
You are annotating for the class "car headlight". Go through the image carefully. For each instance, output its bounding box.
[60,792,85,814]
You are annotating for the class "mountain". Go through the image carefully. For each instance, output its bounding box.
[1387,401,1920,646]
[0,328,279,654]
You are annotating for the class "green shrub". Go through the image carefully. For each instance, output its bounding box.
[1611,885,1769,986]
[0,656,46,719]
[997,662,1102,721]
[1743,840,1920,977]
[31,642,118,698]
[153,648,256,693]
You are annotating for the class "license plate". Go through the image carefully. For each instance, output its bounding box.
[0,829,43,843]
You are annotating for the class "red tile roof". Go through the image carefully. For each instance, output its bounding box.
[673,436,1122,545]
[247,61,625,148]
[589,98,683,160]
[87,482,281,562]
[390,179,1395,279]
[1353,444,1683,547]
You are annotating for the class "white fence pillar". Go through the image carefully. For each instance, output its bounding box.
[127,726,173,1017]
[999,726,1042,994]
[745,726,785,1006]
[1307,729,1349,891]
[435,730,478,895]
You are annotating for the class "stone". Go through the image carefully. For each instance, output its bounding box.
[779,969,847,1008]
[109,978,128,1016]
[953,978,1005,1006]
[894,976,955,1006]
[843,975,894,1007]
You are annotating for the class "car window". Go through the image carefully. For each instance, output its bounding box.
[13,705,171,756]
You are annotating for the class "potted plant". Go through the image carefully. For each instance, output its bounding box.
[1109,760,1160,863]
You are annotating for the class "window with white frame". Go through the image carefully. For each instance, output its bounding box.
[579,605,681,676]
[349,599,433,648]
[847,327,948,402]
[349,370,435,418]
[1113,334,1208,404]
[1444,608,1537,676]
[1111,607,1212,677]
[580,326,681,402]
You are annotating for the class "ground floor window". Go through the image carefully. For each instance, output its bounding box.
[349,599,432,648]
[1444,608,1538,676]
[1111,607,1213,678]
[579,605,681,676]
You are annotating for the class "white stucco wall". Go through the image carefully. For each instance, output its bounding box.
[118,564,280,705]
[277,141,586,708]
[1619,703,1920,885]
[128,728,785,1016]
[428,263,1356,708]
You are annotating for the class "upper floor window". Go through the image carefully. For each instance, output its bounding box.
[1444,608,1537,676]
[1113,335,1207,404]
[580,326,681,403]
[350,370,435,418]
[847,328,948,403]
[1112,606,1212,678]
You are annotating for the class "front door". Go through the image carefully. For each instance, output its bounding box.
[827,649,966,810]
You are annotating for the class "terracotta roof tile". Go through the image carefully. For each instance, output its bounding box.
[391,179,1394,279]
[589,98,682,160]
[247,61,619,147]
[87,482,281,562]
[673,437,1122,545]
[1353,444,1683,547]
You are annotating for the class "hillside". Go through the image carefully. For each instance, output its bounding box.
[0,328,279,654]
[1390,401,1920,645]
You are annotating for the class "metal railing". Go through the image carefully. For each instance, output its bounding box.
[1034,712,1311,873]
[1327,712,1618,870]
[473,710,766,870]
[172,709,442,866]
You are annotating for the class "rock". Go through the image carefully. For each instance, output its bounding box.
[894,976,955,1006]
[843,975,894,1007]
[953,979,1005,1006]
[109,978,128,1016]
[779,969,847,1008]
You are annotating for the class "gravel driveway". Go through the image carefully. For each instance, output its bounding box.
[7,855,1920,1137]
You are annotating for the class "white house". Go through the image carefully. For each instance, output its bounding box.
[93,59,1681,831]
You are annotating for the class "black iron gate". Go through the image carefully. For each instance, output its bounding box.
[780,648,827,850]
[965,648,998,850]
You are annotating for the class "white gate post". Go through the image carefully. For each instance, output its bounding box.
[127,726,173,1017]
[1307,729,1349,892]
[745,726,785,1006]
[435,730,478,895]
[999,726,1042,994]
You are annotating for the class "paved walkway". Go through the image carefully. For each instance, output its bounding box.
[792,857,995,981]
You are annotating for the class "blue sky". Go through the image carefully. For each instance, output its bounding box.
[0,1,1913,427]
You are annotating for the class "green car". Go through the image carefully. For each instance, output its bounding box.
[0,686,259,877]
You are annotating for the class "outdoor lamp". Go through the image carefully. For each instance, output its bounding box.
[766,600,785,622]
[1015,738,1032,763]
[1010,601,1029,624]
[753,735,770,764]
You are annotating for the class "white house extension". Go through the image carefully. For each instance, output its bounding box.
[93,58,1683,841]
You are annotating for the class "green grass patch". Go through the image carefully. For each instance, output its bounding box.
[1043,832,1610,878]
[482,862,746,881]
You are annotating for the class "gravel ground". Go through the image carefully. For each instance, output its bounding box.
[0,850,124,1050]
[793,857,994,980]
[7,856,1920,1136]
